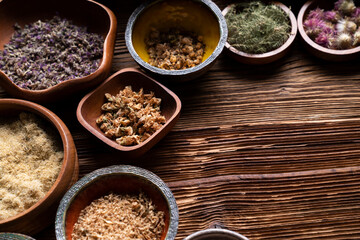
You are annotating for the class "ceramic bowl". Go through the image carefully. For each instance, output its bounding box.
[298,0,360,61]
[55,165,179,240]
[0,233,35,240]
[184,229,250,240]
[0,99,78,235]
[0,0,117,102]
[77,68,181,158]
[125,0,228,82]
[222,2,297,65]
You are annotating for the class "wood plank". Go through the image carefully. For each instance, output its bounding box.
[0,0,357,239]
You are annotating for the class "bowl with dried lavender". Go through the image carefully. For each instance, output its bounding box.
[0,0,117,102]
[125,0,228,82]
[222,1,297,65]
[298,0,360,61]
[0,99,78,235]
[56,165,179,240]
[77,68,181,158]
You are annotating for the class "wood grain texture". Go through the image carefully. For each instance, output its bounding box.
[0,0,359,239]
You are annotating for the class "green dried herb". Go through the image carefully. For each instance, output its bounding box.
[225,1,291,54]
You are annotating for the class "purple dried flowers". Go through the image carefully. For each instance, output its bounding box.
[304,0,360,50]
[0,16,104,90]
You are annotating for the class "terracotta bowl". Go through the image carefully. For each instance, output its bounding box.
[184,229,250,240]
[125,0,228,82]
[0,99,78,235]
[77,68,182,158]
[55,165,179,240]
[222,2,297,65]
[0,0,117,102]
[0,233,35,240]
[298,0,360,61]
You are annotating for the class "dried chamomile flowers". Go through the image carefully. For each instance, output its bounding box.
[96,86,166,146]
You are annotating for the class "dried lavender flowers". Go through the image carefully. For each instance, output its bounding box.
[225,1,291,54]
[0,16,104,90]
[304,0,360,50]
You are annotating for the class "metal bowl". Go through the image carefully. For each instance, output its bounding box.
[0,233,35,240]
[184,229,250,240]
[125,0,227,82]
[56,165,179,240]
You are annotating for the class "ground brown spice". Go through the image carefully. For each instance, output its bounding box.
[0,112,63,220]
[72,192,165,240]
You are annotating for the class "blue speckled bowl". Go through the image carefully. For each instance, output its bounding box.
[125,0,228,82]
[0,233,35,240]
[184,229,250,240]
[55,165,179,240]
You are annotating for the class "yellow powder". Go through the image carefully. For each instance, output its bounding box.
[0,112,63,220]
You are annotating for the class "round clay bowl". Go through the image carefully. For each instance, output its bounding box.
[222,2,297,65]
[0,0,117,102]
[55,165,179,240]
[298,0,360,61]
[125,0,228,82]
[0,99,78,235]
[184,229,250,240]
[77,68,182,159]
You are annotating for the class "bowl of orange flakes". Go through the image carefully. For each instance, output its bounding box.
[55,165,179,240]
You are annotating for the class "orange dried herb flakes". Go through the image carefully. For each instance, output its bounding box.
[96,86,166,146]
[71,193,165,240]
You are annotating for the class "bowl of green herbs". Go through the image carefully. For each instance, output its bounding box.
[0,0,117,103]
[222,1,297,65]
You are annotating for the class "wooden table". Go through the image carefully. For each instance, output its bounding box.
[1,0,360,239]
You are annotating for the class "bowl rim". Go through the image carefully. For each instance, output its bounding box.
[125,0,228,76]
[222,1,298,60]
[0,98,77,225]
[0,0,117,95]
[298,0,360,55]
[184,228,250,240]
[76,67,182,152]
[55,165,179,240]
[0,232,36,240]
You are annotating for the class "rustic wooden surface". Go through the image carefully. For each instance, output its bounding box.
[1,0,359,239]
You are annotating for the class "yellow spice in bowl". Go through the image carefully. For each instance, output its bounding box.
[0,112,63,220]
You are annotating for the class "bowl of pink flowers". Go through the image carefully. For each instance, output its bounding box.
[298,0,360,61]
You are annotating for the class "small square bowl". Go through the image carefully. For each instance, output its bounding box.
[55,165,179,240]
[222,2,297,65]
[0,0,117,103]
[298,0,360,61]
[76,68,182,158]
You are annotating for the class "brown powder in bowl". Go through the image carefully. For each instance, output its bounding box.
[0,112,63,220]
[72,192,165,240]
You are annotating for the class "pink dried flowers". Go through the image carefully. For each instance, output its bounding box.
[304,0,360,49]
